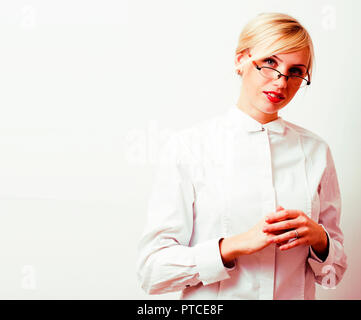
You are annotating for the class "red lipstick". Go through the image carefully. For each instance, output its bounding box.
[263,91,285,103]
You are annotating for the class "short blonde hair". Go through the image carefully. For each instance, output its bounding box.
[235,12,315,82]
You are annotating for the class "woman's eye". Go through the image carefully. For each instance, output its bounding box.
[264,58,275,66]
[290,68,303,76]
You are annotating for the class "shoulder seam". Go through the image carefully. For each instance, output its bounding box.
[283,120,326,144]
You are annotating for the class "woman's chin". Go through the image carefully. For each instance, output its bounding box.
[258,104,281,114]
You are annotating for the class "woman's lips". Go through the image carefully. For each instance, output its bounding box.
[263,91,285,103]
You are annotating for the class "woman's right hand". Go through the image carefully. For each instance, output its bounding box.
[219,206,284,265]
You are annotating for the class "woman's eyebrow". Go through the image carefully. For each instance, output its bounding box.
[271,55,307,68]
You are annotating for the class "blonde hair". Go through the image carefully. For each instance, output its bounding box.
[235,12,315,82]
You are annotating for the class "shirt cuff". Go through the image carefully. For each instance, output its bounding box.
[192,237,235,286]
[308,225,335,272]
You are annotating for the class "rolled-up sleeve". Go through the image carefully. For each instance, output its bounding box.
[307,146,347,288]
[136,133,233,295]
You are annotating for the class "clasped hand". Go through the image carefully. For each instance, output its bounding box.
[264,206,328,254]
[219,205,329,266]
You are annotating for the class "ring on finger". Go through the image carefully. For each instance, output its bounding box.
[294,229,299,239]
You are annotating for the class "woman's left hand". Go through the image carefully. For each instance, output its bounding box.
[263,206,328,256]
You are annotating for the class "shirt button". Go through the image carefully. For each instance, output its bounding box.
[261,127,265,131]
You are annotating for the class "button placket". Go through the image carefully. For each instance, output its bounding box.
[259,128,276,300]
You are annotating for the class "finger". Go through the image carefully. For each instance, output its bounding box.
[266,209,300,223]
[264,208,282,225]
[263,219,299,233]
[279,237,307,251]
[268,230,285,236]
[276,240,289,247]
[269,229,302,244]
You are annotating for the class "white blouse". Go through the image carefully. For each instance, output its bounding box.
[136,104,347,300]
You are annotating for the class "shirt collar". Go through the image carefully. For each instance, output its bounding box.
[227,104,286,135]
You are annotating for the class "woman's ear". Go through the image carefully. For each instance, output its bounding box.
[235,49,252,76]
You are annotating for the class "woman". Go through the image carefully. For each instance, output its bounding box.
[136,12,347,300]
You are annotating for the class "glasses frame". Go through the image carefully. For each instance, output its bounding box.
[252,61,311,86]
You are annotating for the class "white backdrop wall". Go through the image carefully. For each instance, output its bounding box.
[0,0,360,299]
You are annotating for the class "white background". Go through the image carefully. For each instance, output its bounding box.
[0,0,360,299]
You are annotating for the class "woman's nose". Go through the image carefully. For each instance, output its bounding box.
[273,74,288,88]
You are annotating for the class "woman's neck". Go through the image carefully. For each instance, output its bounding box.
[236,98,279,125]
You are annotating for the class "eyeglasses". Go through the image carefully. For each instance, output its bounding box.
[252,61,311,88]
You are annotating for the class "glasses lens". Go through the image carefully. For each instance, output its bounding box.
[291,76,309,88]
[258,66,310,88]
[299,80,308,88]
[259,67,279,80]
